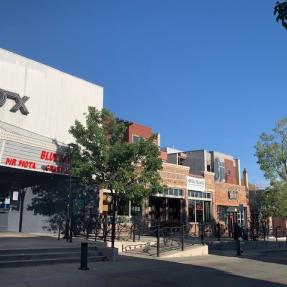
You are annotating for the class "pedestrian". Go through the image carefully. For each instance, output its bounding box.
[233,222,242,256]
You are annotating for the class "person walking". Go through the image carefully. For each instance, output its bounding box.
[233,222,242,256]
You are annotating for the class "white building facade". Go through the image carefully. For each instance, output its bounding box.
[0,49,103,232]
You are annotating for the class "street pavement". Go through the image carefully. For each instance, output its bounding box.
[1,250,287,286]
[0,232,287,287]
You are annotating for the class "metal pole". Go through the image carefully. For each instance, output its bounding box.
[156,224,160,257]
[200,222,205,245]
[181,224,184,251]
[111,193,116,248]
[79,242,89,270]
[69,146,73,243]
[133,227,136,242]
[18,189,25,232]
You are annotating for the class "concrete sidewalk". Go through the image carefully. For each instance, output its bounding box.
[0,251,287,287]
[0,231,104,250]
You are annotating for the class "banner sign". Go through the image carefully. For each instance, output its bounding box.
[187,176,205,192]
[0,139,70,175]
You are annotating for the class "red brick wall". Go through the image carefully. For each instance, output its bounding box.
[214,182,248,207]
[126,123,153,143]
[224,159,237,185]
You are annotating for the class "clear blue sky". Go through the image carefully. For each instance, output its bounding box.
[0,0,285,185]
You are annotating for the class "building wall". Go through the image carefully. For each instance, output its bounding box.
[224,159,237,185]
[185,150,205,176]
[214,182,248,207]
[0,48,103,144]
[160,162,190,189]
[126,123,153,143]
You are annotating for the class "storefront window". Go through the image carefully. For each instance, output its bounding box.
[196,201,203,222]
[204,201,211,222]
[188,200,195,222]
[188,190,211,199]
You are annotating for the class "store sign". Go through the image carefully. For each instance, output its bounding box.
[187,176,205,192]
[228,188,239,200]
[0,88,29,115]
[1,139,70,175]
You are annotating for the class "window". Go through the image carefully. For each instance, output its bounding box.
[163,188,183,197]
[132,135,143,143]
[188,190,211,199]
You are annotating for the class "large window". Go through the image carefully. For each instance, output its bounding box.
[188,200,212,223]
[188,190,211,199]
[188,201,195,222]
[163,188,183,197]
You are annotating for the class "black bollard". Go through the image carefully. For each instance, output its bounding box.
[181,224,184,251]
[79,242,89,270]
[156,224,160,257]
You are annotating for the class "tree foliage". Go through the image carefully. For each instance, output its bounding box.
[255,118,287,183]
[274,1,287,30]
[69,107,163,204]
[255,118,287,218]
[260,183,287,218]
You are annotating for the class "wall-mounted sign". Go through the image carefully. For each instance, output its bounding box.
[228,188,239,200]
[0,139,70,175]
[187,176,205,192]
[0,88,29,115]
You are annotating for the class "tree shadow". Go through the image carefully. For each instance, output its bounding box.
[210,248,287,266]
[97,254,287,287]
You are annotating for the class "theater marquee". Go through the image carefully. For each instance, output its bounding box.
[0,121,70,175]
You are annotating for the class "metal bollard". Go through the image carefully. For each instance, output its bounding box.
[181,224,184,251]
[79,242,89,270]
[133,228,136,242]
[156,224,160,257]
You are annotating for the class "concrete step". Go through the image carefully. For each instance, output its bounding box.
[0,245,108,268]
[0,251,102,261]
[0,247,83,255]
[0,255,107,268]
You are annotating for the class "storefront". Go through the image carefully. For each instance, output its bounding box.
[0,48,103,232]
[149,188,185,225]
[187,176,212,223]
[214,182,249,236]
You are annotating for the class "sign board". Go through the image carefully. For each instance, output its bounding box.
[0,122,70,175]
[0,140,70,175]
[187,176,205,192]
[228,188,239,200]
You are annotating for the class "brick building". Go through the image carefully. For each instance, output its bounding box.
[164,149,250,234]
[99,121,250,235]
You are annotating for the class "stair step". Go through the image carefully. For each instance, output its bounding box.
[0,251,101,261]
[0,255,107,268]
[0,247,81,255]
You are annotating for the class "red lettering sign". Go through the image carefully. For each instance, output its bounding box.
[5,158,17,166]
[18,160,36,169]
[40,150,57,162]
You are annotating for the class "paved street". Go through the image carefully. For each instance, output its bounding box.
[1,250,287,287]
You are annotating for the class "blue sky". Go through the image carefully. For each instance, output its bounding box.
[0,0,286,184]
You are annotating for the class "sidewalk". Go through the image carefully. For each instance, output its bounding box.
[0,231,101,250]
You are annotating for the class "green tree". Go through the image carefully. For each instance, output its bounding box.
[260,183,287,218]
[255,118,287,218]
[255,118,287,183]
[69,107,163,247]
[274,1,287,29]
